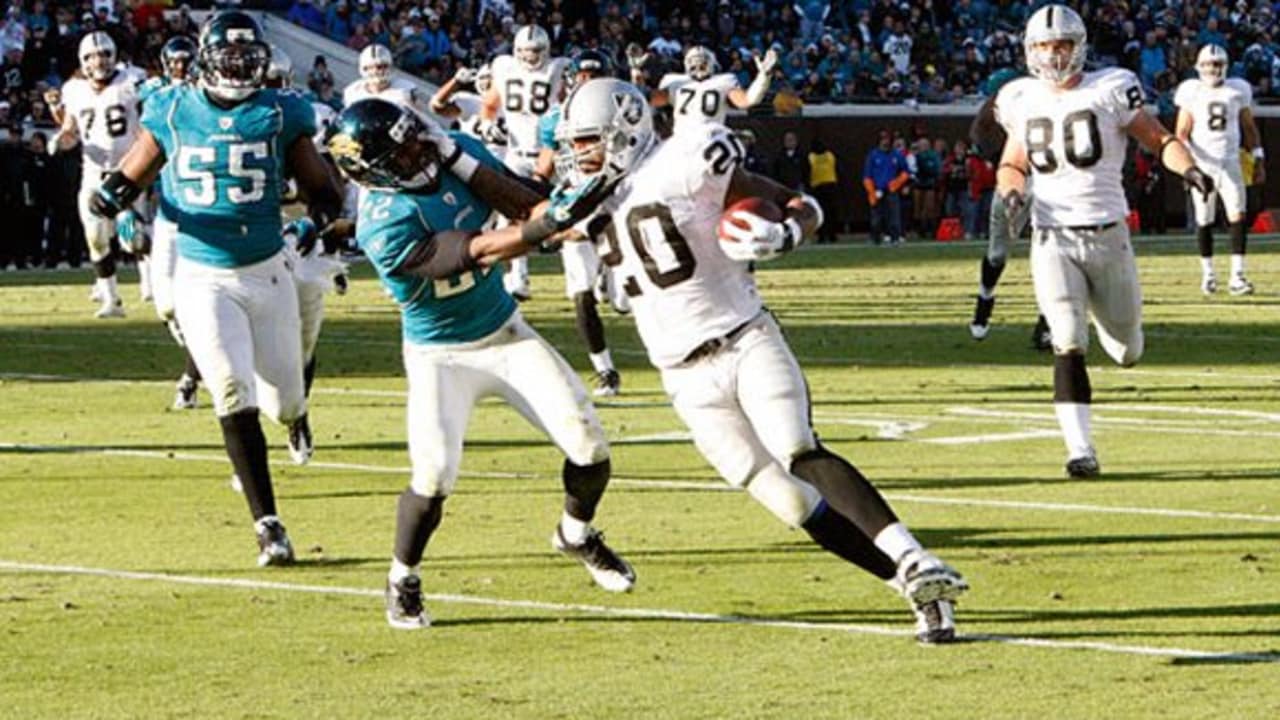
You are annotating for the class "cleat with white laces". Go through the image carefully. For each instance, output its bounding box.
[1228,276,1254,296]
[288,415,313,465]
[912,598,958,644]
[593,369,620,397]
[553,525,636,592]
[386,575,430,630]
[1201,274,1218,295]
[173,375,198,410]
[254,516,295,567]
[895,549,969,607]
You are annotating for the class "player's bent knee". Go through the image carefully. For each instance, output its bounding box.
[211,378,257,417]
[745,464,823,528]
[410,461,459,498]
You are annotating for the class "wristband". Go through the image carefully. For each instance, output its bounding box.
[444,146,479,182]
[787,192,823,231]
[101,170,142,208]
[781,217,804,252]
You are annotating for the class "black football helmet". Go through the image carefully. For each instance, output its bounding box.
[161,36,197,81]
[198,11,269,101]
[329,99,443,192]
[570,49,614,86]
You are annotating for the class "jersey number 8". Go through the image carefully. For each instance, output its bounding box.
[176,143,269,207]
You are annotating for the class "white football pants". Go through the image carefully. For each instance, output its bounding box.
[1190,157,1246,226]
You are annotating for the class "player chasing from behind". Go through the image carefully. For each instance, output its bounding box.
[90,11,345,566]
[557,78,968,643]
[1174,44,1265,296]
[328,98,635,629]
[995,4,1216,478]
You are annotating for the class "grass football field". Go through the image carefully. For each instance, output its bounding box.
[2,236,1278,719]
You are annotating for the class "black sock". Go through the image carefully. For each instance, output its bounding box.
[979,256,1005,293]
[562,458,610,522]
[93,254,116,279]
[184,350,201,383]
[394,490,444,567]
[1229,221,1246,256]
[1053,352,1091,403]
[303,354,317,398]
[573,292,607,355]
[1197,225,1214,258]
[790,444,899,539]
[219,409,275,520]
[802,502,896,580]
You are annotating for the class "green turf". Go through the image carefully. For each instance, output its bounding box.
[2,236,1279,719]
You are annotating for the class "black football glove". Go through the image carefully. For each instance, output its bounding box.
[1184,166,1215,200]
[1001,189,1026,219]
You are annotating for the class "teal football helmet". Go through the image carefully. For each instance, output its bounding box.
[198,11,269,101]
[329,98,443,192]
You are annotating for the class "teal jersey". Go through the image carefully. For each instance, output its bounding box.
[537,105,561,150]
[356,133,515,345]
[141,85,317,267]
[137,76,169,105]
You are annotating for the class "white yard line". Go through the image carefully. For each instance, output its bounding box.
[922,429,1062,445]
[4,442,1279,524]
[0,559,1274,663]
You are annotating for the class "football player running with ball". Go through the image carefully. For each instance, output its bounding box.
[1175,44,1266,296]
[995,5,1215,478]
[89,12,345,567]
[557,78,969,644]
[329,98,635,630]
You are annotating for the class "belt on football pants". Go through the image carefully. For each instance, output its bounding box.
[682,319,755,364]
[1061,220,1120,233]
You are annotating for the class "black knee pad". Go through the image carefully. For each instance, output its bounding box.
[1229,221,1246,255]
[94,254,116,279]
[1196,225,1214,258]
[563,458,610,521]
[980,256,1006,291]
[1052,352,1091,403]
[394,490,445,567]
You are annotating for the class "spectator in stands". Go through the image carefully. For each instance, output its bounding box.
[1139,31,1166,89]
[912,137,941,240]
[737,129,767,176]
[326,0,354,45]
[941,139,970,235]
[288,0,326,36]
[421,11,451,65]
[16,131,46,269]
[307,55,334,96]
[965,148,995,240]
[772,130,809,192]
[808,136,839,244]
[863,129,909,246]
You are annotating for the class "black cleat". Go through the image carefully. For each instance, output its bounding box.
[553,526,636,592]
[1066,454,1101,478]
[255,517,295,567]
[385,575,430,629]
[593,369,621,397]
[173,375,198,410]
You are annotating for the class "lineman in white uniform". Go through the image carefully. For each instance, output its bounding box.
[558,78,969,644]
[342,44,427,112]
[1174,44,1266,295]
[654,45,776,136]
[995,4,1215,478]
[428,64,508,158]
[50,32,146,318]
[481,25,568,300]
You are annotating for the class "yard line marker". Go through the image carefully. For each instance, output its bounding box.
[2,560,1274,663]
[922,429,1062,445]
[4,442,1279,524]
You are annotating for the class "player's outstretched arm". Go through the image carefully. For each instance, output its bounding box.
[731,49,778,108]
[1241,107,1266,184]
[429,67,473,118]
[1127,110,1214,198]
[88,129,166,218]
[466,162,549,221]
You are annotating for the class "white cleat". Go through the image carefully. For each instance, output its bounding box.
[968,322,990,341]
[1228,276,1254,296]
[254,516,295,567]
[912,598,958,645]
[895,549,969,607]
[1201,275,1218,295]
[553,525,636,592]
[94,299,125,319]
[386,576,431,630]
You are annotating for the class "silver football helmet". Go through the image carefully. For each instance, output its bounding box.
[78,32,117,82]
[475,63,493,94]
[684,46,717,81]
[1024,4,1087,86]
[514,25,550,72]
[359,43,393,90]
[555,78,654,186]
[1196,44,1228,86]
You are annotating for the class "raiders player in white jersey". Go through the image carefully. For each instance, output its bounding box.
[1175,44,1265,296]
[559,78,969,644]
[996,4,1214,478]
[343,44,426,112]
[653,45,776,135]
[481,25,569,300]
[429,64,508,158]
[49,32,146,318]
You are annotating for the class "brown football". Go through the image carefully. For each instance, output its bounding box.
[718,197,784,242]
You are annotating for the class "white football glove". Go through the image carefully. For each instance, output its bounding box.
[755,48,779,75]
[719,211,803,262]
[454,67,476,85]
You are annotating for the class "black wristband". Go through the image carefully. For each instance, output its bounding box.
[998,162,1028,177]
[101,170,142,207]
[520,213,560,246]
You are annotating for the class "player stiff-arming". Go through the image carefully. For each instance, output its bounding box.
[995,4,1215,478]
[559,78,968,644]
[1175,44,1266,296]
[51,32,146,318]
[328,98,635,629]
[90,12,345,566]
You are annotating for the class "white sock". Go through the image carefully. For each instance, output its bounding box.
[388,558,417,584]
[588,350,614,374]
[1200,257,1215,276]
[1054,402,1093,458]
[559,512,589,544]
[1231,253,1245,278]
[138,258,151,292]
[874,522,923,564]
[105,274,119,298]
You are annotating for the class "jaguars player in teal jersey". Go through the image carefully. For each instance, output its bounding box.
[329,97,635,629]
[137,35,208,412]
[90,12,345,568]
[529,49,626,396]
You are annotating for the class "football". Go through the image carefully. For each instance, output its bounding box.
[718,197,784,242]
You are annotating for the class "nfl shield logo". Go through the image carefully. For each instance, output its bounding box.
[219,117,233,130]
[442,192,457,206]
